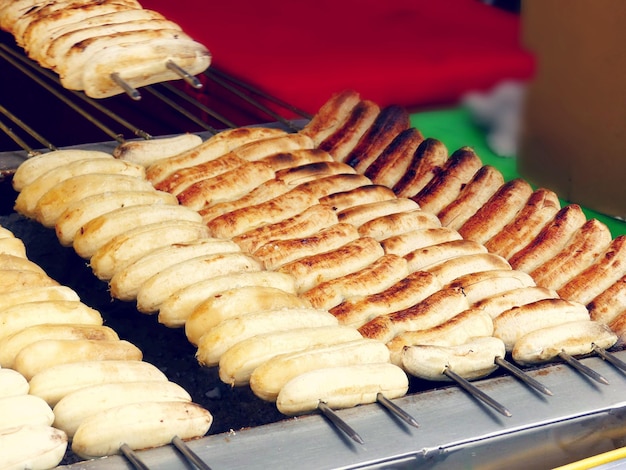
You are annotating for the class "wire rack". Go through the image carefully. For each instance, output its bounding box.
[0,30,310,161]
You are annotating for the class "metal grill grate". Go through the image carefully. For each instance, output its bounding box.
[0,30,310,163]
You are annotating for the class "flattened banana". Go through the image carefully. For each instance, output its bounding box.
[0,368,29,398]
[250,338,389,402]
[12,148,112,191]
[0,394,54,430]
[73,203,202,259]
[185,286,310,342]
[157,271,297,328]
[276,363,408,415]
[55,189,178,246]
[29,360,168,406]
[113,133,203,166]
[72,401,212,458]
[53,381,191,437]
[0,323,118,368]
[14,158,145,217]
[96,237,238,285]
[0,424,67,470]
[220,325,363,387]
[136,252,262,313]
[34,173,155,227]
[95,220,211,290]
[0,300,102,341]
[14,339,143,380]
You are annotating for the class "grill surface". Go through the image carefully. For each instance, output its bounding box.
[2,28,626,470]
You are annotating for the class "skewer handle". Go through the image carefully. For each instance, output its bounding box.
[167,60,203,89]
[593,344,626,373]
[317,401,365,445]
[559,351,609,385]
[443,368,512,417]
[172,435,212,470]
[120,443,150,470]
[111,73,142,101]
[495,356,553,396]
[376,393,419,428]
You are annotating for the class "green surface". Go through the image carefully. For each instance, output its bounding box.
[410,107,626,238]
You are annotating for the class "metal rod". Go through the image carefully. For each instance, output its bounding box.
[559,351,609,385]
[376,392,419,428]
[204,69,301,132]
[317,401,364,445]
[443,368,512,417]
[161,82,235,130]
[143,86,219,133]
[119,444,150,470]
[1,43,150,140]
[0,103,57,151]
[171,435,212,470]
[208,67,313,120]
[166,60,203,89]
[495,356,553,396]
[111,73,142,101]
[0,44,125,143]
[593,344,626,373]
[0,117,40,156]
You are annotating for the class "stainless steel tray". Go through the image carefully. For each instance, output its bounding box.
[60,350,626,470]
[3,140,626,470]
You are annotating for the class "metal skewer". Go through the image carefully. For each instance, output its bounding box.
[111,73,142,101]
[495,356,553,396]
[0,103,57,152]
[376,393,419,428]
[120,444,150,470]
[443,368,512,417]
[593,344,626,373]
[167,60,203,89]
[171,435,212,470]
[317,401,364,445]
[558,350,609,385]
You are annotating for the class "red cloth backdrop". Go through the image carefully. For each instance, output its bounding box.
[141,0,534,114]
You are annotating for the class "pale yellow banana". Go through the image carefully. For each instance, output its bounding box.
[53,380,191,437]
[28,360,168,406]
[72,401,212,459]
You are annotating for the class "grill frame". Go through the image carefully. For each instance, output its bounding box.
[53,349,626,470]
[2,28,626,470]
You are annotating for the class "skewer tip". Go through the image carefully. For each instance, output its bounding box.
[559,351,610,385]
[444,368,512,417]
[171,435,212,470]
[111,72,142,101]
[494,356,553,396]
[593,344,626,373]
[376,393,419,428]
[167,60,203,89]
[317,401,365,445]
[119,443,150,470]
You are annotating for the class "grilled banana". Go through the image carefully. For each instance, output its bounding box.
[53,381,192,437]
[0,323,119,368]
[157,271,298,328]
[71,401,212,458]
[249,338,389,402]
[220,326,364,387]
[0,424,67,470]
[276,363,408,415]
[0,300,102,342]
[29,360,168,406]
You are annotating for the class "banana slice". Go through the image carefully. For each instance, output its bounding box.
[54,381,191,437]
[29,360,168,406]
[0,394,54,430]
[72,401,212,458]
[276,363,408,415]
[0,424,67,470]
